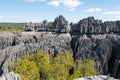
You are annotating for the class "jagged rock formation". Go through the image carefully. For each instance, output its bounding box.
[52,15,70,32]
[75,75,119,80]
[24,15,70,33]
[0,72,21,80]
[71,17,120,79]
[71,17,120,34]
[0,16,120,79]
[71,34,120,79]
[0,31,72,74]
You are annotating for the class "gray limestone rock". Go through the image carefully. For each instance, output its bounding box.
[75,75,119,80]
[72,17,120,34]
[0,72,21,80]
[24,15,70,33]
[0,31,72,75]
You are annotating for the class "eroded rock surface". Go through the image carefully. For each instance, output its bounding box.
[71,17,120,34]
[0,31,72,74]
[70,17,120,79]
[75,75,119,80]
[71,34,120,79]
[0,72,21,80]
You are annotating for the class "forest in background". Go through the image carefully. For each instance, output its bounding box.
[0,23,26,32]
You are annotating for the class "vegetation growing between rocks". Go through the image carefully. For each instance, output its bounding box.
[9,50,97,80]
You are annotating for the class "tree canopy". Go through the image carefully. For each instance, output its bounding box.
[9,50,97,80]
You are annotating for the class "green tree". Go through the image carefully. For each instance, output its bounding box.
[9,50,97,80]
[68,59,97,80]
[48,50,74,80]
[10,58,40,80]
[52,51,74,70]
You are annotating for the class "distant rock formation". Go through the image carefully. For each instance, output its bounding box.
[0,16,120,79]
[75,75,119,80]
[52,15,70,32]
[71,17,120,34]
[24,15,70,33]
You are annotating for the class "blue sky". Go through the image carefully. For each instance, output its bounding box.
[0,0,120,23]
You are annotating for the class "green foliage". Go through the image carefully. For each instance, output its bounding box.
[52,51,74,70]
[10,50,97,80]
[0,23,25,32]
[47,50,74,80]
[76,59,97,76]
[10,58,40,80]
[32,50,51,79]
[68,70,83,80]
[69,59,97,80]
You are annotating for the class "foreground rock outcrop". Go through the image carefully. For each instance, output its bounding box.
[0,16,120,79]
[70,17,120,79]
[71,34,120,79]
[75,75,119,80]
[0,31,72,75]
[0,72,21,80]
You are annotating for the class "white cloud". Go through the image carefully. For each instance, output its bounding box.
[20,0,47,3]
[20,0,82,11]
[103,11,120,15]
[95,8,103,12]
[20,0,36,3]
[48,0,82,11]
[37,0,47,2]
[84,8,103,13]
[48,1,60,7]
[62,0,82,10]
[115,16,120,20]
[70,8,74,11]
[40,0,47,2]
[0,16,4,20]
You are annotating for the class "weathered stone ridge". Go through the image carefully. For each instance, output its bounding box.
[71,17,120,34]
[71,34,120,79]
[0,31,72,75]
[70,17,120,79]
[24,15,70,33]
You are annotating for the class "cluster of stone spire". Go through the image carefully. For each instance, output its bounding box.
[24,15,70,33]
